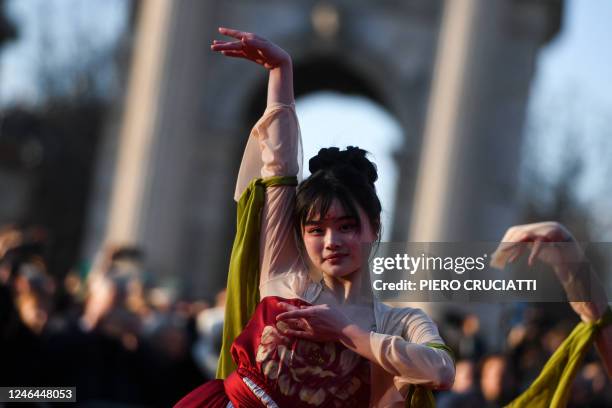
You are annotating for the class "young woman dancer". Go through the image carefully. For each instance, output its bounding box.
[175,27,455,408]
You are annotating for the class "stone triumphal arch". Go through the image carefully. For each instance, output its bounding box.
[85,0,560,325]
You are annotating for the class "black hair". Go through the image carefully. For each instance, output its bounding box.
[294,146,381,239]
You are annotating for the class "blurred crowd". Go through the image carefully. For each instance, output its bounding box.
[1,224,610,407]
[0,225,224,407]
[435,309,612,407]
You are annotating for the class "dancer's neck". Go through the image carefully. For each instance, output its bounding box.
[321,268,373,305]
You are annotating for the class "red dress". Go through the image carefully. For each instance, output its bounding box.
[174,297,370,408]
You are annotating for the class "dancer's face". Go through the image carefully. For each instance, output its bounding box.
[301,199,376,279]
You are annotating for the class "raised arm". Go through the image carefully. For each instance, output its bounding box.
[212,29,303,287]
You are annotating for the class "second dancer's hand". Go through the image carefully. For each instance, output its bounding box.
[492,222,608,322]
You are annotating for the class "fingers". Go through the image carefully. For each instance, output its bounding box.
[492,226,541,268]
[280,328,314,339]
[277,309,311,320]
[218,27,252,40]
[210,39,246,59]
[277,304,317,319]
[278,302,299,312]
[491,232,534,269]
[504,237,536,264]
[219,50,247,59]
[277,318,314,339]
[211,41,243,51]
[493,222,581,271]
[241,37,267,49]
[494,241,522,255]
[508,244,525,263]
[210,39,269,66]
[528,238,543,266]
[283,318,306,330]
[211,40,235,49]
[490,241,521,269]
[211,38,266,51]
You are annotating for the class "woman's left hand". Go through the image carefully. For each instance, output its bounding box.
[276,302,352,342]
[492,221,609,322]
[491,221,584,273]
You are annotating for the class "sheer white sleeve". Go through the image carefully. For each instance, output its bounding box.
[233,103,308,288]
[234,103,303,201]
[371,306,455,391]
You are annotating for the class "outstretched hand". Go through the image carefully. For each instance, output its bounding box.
[491,221,583,271]
[211,27,290,69]
[492,221,609,322]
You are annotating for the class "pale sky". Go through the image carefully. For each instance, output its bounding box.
[296,93,402,241]
[534,0,612,104]
[521,0,612,239]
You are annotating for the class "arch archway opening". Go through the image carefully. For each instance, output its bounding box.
[296,91,402,241]
[246,58,403,241]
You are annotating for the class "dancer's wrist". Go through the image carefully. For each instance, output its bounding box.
[267,59,294,105]
[339,324,368,348]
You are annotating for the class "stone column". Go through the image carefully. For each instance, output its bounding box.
[408,0,560,348]
[105,0,173,244]
[104,0,217,291]
[411,0,506,242]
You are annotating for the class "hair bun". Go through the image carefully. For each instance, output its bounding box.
[309,146,378,186]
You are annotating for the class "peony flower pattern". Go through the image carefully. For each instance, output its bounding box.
[255,321,370,406]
